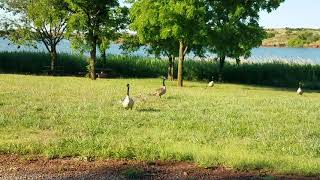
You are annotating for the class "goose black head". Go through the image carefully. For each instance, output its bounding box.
[299,82,303,88]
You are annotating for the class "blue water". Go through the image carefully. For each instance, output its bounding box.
[1,38,320,64]
[0,38,147,57]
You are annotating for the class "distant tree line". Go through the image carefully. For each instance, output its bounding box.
[264,28,320,48]
[0,0,284,86]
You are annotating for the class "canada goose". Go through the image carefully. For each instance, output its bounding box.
[208,76,214,87]
[153,77,166,98]
[122,84,134,109]
[297,82,304,95]
[97,71,107,78]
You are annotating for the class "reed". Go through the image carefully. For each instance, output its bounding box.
[1,51,319,89]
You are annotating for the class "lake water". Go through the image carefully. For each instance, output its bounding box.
[1,38,320,64]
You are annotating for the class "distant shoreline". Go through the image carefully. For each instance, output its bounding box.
[263,28,320,48]
[261,45,320,48]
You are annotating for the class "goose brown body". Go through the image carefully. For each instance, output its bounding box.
[154,78,167,98]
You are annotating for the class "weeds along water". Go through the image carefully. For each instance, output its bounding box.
[0,51,320,89]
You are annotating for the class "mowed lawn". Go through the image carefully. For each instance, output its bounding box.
[0,74,320,175]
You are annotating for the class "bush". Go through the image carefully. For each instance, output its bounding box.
[0,51,87,74]
[288,32,320,48]
[1,51,320,89]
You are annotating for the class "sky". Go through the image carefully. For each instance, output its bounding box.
[259,0,320,28]
[1,0,320,29]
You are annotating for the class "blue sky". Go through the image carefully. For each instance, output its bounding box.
[259,0,320,28]
[1,0,320,29]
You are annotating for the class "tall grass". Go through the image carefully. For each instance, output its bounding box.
[0,51,87,74]
[1,51,320,89]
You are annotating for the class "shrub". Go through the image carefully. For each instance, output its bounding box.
[1,51,320,89]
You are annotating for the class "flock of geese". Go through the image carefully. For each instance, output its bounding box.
[122,77,167,110]
[122,77,304,110]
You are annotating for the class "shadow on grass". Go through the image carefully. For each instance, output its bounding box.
[239,84,320,94]
[1,155,318,180]
[137,108,161,112]
[165,95,181,100]
[61,161,314,180]
[235,160,275,172]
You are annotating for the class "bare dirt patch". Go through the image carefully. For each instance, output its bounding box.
[0,155,318,180]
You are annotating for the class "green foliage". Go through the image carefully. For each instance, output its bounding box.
[129,0,208,86]
[288,32,320,48]
[263,28,320,47]
[267,32,276,39]
[285,28,293,35]
[65,0,128,79]
[1,0,68,51]
[207,0,283,62]
[130,0,207,46]
[1,0,69,72]
[288,38,305,48]
[120,34,143,55]
[0,75,320,175]
[1,52,320,89]
[0,51,87,74]
[65,0,127,53]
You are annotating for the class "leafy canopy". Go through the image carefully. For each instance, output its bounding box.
[130,0,207,52]
[207,0,285,59]
[0,0,68,51]
[65,0,127,53]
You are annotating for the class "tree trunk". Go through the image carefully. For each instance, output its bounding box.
[90,36,97,80]
[101,50,106,68]
[236,58,240,66]
[178,41,186,87]
[50,47,57,75]
[168,55,174,81]
[219,55,225,82]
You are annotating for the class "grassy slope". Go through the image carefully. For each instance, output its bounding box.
[263,28,320,47]
[0,75,319,175]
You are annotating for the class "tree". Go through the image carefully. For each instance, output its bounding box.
[228,24,266,66]
[121,33,179,81]
[0,0,68,73]
[206,0,284,80]
[148,39,179,81]
[65,0,128,80]
[130,0,207,86]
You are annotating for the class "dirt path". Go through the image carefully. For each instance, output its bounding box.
[0,155,318,180]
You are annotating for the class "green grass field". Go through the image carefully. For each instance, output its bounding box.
[0,74,320,175]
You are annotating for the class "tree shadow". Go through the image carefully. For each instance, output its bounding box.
[1,155,318,180]
[239,84,320,94]
[166,95,181,100]
[58,160,315,180]
[137,108,161,112]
